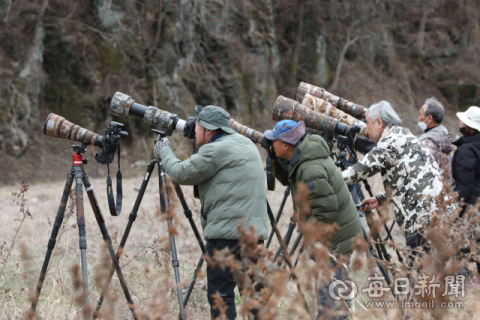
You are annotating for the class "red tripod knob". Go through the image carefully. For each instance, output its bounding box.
[73,153,83,166]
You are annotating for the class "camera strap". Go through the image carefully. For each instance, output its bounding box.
[266,152,276,191]
[106,145,123,216]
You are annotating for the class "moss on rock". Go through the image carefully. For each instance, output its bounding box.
[45,79,96,130]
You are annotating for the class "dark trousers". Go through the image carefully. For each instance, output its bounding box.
[406,231,430,270]
[206,239,264,320]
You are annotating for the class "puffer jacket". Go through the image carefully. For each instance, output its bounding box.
[274,134,363,256]
[452,132,480,205]
[159,132,269,240]
[419,125,455,186]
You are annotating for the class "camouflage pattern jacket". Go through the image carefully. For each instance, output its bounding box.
[419,125,455,186]
[342,126,444,234]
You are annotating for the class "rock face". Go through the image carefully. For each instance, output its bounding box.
[2,0,480,157]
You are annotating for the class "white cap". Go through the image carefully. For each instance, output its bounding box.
[457,106,480,132]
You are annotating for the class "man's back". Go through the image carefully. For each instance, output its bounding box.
[197,133,268,240]
[277,134,363,255]
[159,132,268,240]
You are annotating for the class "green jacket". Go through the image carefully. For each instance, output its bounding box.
[274,134,363,255]
[159,132,268,240]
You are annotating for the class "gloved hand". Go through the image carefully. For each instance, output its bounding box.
[154,137,171,158]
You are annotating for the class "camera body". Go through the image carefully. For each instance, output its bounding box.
[261,136,273,150]
[183,117,196,139]
[95,121,128,165]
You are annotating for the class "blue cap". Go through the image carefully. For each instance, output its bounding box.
[264,120,306,145]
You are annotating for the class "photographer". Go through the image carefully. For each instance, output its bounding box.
[453,106,480,286]
[452,106,480,213]
[154,105,268,320]
[417,97,454,185]
[342,101,446,262]
[263,120,363,320]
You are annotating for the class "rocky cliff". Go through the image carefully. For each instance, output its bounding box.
[1,0,480,180]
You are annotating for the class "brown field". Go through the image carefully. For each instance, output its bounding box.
[0,167,479,320]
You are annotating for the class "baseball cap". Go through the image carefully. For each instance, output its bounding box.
[264,120,306,145]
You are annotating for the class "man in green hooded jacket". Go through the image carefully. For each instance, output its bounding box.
[154,105,268,320]
[264,119,362,320]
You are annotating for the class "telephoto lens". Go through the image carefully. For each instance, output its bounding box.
[301,94,369,138]
[109,92,194,137]
[228,119,265,144]
[44,113,103,147]
[110,91,270,144]
[272,96,350,136]
[296,82,368,120]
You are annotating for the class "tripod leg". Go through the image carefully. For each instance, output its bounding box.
[183,256,205,309]
[360,180,403,262]
[29,171,74,316]
[173,183,206,254]
[293,246,304,268]
[73,166,90,318]
[282,233,303,269]
[361,224,393,288]
[93,160,156,319]
[273,217,296,265]
[172,183,207,310]
[266,201,311,318]
[82,173,139,320]
[266,186,290,248]
[158,163,186,320]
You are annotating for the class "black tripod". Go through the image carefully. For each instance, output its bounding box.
[93,131,206,320]
[29,144,138,320]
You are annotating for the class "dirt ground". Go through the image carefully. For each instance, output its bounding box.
[0,164,478,319]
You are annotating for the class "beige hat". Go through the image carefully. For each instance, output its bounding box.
[457,106,480,132]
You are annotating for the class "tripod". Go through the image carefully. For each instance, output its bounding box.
[29,144,138,320]
[93,132,206,320]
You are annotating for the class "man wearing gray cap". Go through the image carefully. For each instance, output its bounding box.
[154,105,268,320]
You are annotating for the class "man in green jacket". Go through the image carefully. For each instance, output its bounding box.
[264,120,362,320]
[154,105,268,320]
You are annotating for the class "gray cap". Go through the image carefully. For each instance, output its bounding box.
[264,120,306,146]
[195,105,236,134]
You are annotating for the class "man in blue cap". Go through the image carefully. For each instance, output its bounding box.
[264,120,362,320]
[154,105,268,320]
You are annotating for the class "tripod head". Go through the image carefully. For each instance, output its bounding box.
[151,129,170,141]
[72,144,87,154]
[333,125,362,170]
[95,121,128,165]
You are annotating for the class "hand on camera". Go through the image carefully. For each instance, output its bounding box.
[154,137,171,158]
[359,197,379,211]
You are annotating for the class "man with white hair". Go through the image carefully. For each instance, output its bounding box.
[342,101,445,255]
[417,97,454,185]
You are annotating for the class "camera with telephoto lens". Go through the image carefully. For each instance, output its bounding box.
[95,121,128,165]
[109,92,196,139]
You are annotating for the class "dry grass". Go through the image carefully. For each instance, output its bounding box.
[0,166,479,319]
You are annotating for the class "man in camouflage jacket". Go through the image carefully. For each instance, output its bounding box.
[342,101,445,237]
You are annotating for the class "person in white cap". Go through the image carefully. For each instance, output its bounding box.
[453,106,480,286]
[453,106,480,211]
